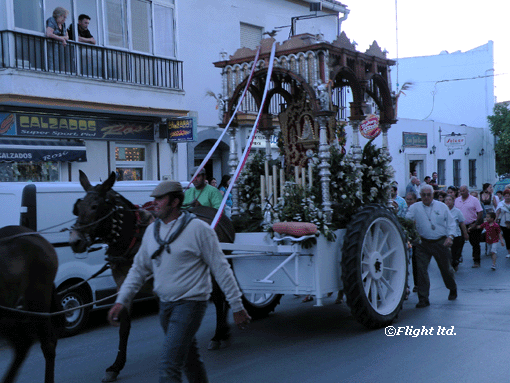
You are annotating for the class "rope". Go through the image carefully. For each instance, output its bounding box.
[56,263,110,296]
[0,274,155,318]
[0,292,119,318]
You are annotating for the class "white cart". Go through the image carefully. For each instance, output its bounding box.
[221,205,408,328]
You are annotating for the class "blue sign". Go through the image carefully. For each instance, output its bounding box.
[167,117,195,142]
[0,113,16,136]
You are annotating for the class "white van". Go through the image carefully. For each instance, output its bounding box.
[0,180,161,336]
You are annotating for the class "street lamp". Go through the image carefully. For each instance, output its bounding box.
[479,148,485,156]
[430,145,436,155]
[464,147,470,156]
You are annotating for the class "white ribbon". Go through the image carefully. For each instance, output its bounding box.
[211,41,278,228]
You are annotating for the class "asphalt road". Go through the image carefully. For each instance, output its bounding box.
[2,242,510,383]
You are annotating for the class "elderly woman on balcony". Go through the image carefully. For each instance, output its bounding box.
[46,7,69,47]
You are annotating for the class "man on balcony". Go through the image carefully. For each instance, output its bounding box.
[68,14,96,45]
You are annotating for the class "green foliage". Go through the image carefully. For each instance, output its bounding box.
[235,137,396,240]
[270,182,335,243]
[488,103,510,175]
[236,151,265,221]
[361,140,395,204]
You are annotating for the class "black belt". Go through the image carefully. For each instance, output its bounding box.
[420,236,446,243]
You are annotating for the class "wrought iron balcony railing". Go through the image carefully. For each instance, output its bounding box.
[0,30,183,90]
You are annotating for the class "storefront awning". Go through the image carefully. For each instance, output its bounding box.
[0,139,87,162]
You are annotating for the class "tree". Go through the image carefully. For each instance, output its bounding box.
[488,103,510,175]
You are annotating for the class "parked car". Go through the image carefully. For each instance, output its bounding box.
[0,180,163,336]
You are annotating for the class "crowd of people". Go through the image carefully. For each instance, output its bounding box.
[394,172,510,308]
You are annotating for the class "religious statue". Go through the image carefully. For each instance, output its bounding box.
[315,80,330,111]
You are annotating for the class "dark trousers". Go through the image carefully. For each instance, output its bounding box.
[451,236,464,267]
[415,238,457,302]
[468,228,482,263]
[502,227,510,251]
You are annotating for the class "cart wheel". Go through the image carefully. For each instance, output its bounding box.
[241,293,282,319]
[341,204,408,329]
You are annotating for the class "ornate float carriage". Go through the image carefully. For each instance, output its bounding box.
[211,33,408,328]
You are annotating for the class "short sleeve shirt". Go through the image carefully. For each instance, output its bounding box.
[449,207,465,237]
[454,195,483,225]
[46,17,65,36]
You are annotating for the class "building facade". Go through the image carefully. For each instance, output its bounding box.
[387,42,496,194]
[0,0,347,184]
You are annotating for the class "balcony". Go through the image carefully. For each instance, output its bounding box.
[0,30,183,90]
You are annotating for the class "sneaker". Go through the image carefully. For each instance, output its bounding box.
[491,264,496,270]
[472,263,480,268]
[506,254,510,259]
[448,289,458,300]
[416,300,430,308]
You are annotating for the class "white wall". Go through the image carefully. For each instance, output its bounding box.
[391,42,495,128]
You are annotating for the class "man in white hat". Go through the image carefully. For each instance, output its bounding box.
[183,166,223,209]
[108,180,250,382]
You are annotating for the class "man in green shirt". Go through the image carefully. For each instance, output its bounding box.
[183,167,223,209]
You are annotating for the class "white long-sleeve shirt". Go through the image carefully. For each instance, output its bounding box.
[116,213,244,313]
[406,200,456,240]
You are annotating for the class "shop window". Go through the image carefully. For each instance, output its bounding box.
[115,145,145,180]
[0,162,59,182]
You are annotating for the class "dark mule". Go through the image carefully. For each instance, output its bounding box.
[69,171,235,382]
[0,225,64,383]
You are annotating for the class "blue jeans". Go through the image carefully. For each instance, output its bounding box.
[158,300,208,383]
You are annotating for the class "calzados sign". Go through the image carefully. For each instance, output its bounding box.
[14,113,154,141]
[359,114,381,139]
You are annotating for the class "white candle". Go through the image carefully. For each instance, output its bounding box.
[308,162,313,188]
[264,160,269,194]
[260,175,265,208]
[273,165,278,205]
[268,176,273,206]
[280,168,285,198]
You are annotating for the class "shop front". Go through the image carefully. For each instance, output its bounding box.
[0,110,158,182]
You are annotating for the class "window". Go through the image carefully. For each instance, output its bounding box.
[469,159,477,188]
[453,160,461,188]
[240,22,263,49]
[437,159,446,186]
[131,0,152,53]
[11,0,176,58]
[105,0,129,48]
[14,0,44,32]
[0,162,59,182]
[115,145,146,180]
[153,4,175,57]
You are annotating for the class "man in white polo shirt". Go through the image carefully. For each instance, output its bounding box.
[406,185,457,308]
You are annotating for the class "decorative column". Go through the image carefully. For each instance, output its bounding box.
[380,123,392,156]
[226,123,240,217]
[317,111,334,225]
[260,114,275,212]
